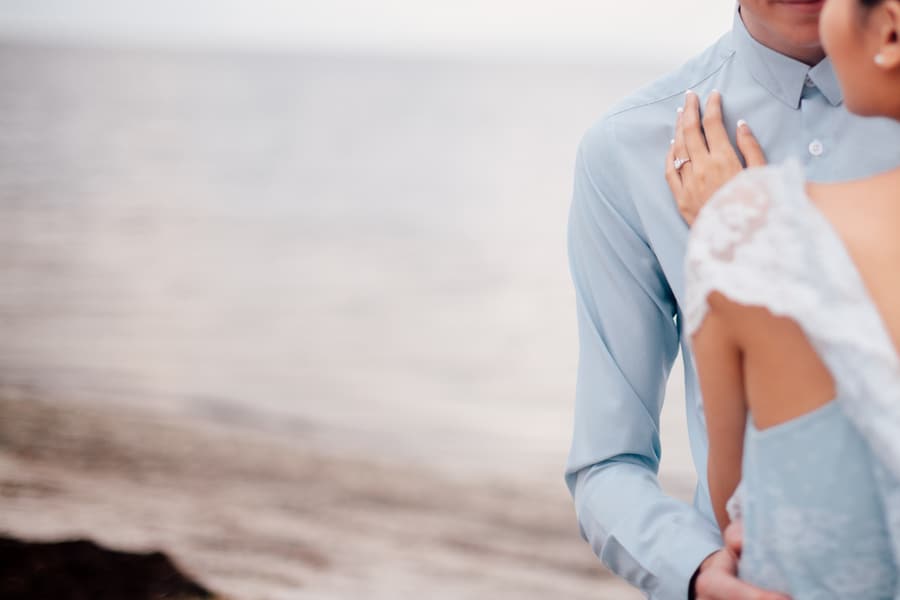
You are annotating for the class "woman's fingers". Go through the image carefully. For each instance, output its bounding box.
[682,90,709,160]
[723,519,744,558]
[665,138,683,195]
[673,105,693,177]
[736,120,767,168]
[695,550,792,600]
[668,125,698,226]
[702,91,731,152]
[667,90,769,228]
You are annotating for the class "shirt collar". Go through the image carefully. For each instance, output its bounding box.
[732,7,843,108]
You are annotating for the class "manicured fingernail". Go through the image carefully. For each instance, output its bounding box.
[737,119,748,129]
[670,139,675,145]
[677,106,684,114]
[686,89,694,96]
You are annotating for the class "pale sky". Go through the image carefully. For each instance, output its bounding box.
[0,0,736,62]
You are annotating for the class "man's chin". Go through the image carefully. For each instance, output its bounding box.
[777,0,826,16]
[782,23,824,52]
[774,1,825,29]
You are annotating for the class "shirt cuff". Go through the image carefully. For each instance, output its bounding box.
[653,534,722,600]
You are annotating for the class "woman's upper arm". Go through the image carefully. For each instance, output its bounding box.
[691,292,748,533]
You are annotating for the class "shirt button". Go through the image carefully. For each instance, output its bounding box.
[804,75,816,88]
[809,139,824,157]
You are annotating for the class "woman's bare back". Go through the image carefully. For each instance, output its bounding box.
[722,167,900,431]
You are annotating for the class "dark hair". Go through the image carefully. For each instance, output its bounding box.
[861,0,883,5]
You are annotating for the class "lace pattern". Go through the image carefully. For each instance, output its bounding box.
[684,160,900,597]
[684,160,900,480]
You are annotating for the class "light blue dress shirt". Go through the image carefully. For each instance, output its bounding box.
[565,8,900,600]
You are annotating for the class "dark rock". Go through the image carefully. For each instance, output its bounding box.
[0,536,214,600]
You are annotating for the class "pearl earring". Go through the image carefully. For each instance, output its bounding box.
[875,54,887,66]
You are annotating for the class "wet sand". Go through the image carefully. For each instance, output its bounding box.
[0,390,642,599]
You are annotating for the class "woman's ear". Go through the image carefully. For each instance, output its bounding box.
[874,1,900,69]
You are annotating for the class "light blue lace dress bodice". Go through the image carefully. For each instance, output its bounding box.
[685,161,900,599]
[740,400,896,596]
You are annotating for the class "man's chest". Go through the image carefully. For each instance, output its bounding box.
[622,107,900,308]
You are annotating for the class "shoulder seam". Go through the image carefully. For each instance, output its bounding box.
[606,51,737,120]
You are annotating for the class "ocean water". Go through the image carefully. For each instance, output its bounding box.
[0,42,695,492]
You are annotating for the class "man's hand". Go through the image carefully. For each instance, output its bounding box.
[693,520,791,600]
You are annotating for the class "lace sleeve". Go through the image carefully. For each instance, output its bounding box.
[683,163,795,339]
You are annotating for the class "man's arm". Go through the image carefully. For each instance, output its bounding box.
[565,117,722,600]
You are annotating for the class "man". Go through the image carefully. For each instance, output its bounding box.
[565,2,900,599]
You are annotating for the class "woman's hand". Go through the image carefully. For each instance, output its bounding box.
[693,520,791,600]
[665,90,767,227]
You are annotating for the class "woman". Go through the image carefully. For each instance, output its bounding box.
[666,0,900,596]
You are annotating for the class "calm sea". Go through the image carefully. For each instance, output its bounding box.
[0,42,695,491]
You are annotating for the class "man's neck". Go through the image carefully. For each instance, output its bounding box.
[740,8,827,66]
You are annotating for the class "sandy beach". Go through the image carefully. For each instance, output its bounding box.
[0,389,645,599]
[0,43,698,598]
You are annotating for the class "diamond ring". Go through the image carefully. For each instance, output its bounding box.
[673,157,691,171]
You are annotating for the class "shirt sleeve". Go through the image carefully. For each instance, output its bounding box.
[565,117,723,600]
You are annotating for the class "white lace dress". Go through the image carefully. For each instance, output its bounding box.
[684,160,900,598]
